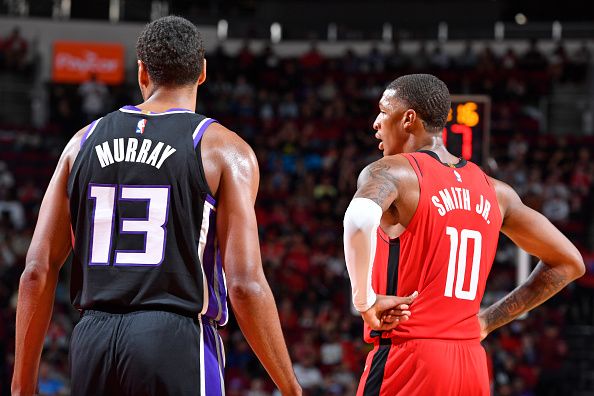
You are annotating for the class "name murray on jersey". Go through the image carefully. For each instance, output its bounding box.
[94,138,176,169]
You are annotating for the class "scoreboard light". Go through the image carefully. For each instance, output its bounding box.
[442,95,491,165]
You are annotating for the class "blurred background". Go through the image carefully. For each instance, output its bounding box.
[1,1,594,395]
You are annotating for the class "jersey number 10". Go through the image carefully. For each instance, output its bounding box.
[87,184,170,266]
[444,227,482,301]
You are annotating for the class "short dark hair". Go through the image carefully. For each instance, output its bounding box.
[386,74,450,132]
[136,15,204,87]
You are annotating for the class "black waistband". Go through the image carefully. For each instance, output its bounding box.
[80,307,206,324]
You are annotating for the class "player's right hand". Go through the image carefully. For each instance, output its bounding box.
[478,313,489,341]
[361,291,418,331]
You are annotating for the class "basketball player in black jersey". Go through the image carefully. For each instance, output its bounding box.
[12,16,301,396]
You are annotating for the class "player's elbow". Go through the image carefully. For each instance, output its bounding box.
[566,249,586,280]
[228,279,267,303]
[19,260,50,291]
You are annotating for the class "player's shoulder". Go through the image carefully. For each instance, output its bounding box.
[486,175,522,217]
[357,154,416,188]
[202,122,254,157]
[487,176,516,197]
[364,154,416,175]
[62,124,92,169]
[363,153,414,171]
[200,122,259,179]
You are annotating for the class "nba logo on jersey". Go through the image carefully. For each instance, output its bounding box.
[454,170,462,182]
[136,119,147,134]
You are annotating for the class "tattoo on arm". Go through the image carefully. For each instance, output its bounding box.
[355,161,399,208]
[480,261,569,332]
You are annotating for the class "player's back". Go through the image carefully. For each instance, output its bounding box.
[67,106,227,324]
[370,151,502,341]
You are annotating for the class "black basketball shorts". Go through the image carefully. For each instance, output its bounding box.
[69,310,225,395]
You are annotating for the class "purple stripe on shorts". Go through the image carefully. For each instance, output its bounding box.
[80,119,99,149]
[201,320,224,396]
[206,194,217,206]
[193,118,218,148]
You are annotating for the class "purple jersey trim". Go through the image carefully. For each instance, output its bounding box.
[120,105,192,113]
[206,194,217,206]
[121,105,142,111]
[193,118,218,148]
[165,107,192,112]
[80,119,99,149]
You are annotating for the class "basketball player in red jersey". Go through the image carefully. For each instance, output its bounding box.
[343,74,585,395]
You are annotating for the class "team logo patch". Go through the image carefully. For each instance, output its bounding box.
[136,119,147,134]
[454,170,462,182]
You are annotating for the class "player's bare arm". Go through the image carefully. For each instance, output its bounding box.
[202,124,301,396]
[12,127,85,396]
[344,156,418,332]
[478,179,585,340]
[354,157,402,210]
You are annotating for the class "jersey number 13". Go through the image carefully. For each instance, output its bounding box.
[87,184,170,266]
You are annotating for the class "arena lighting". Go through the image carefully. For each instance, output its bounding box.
[150,0,169,21]
[552,20,563,40]
[52,0,71,19]
[515,13,527,25]
[109,0,120,23]
[327,23,338,41]
[217,19,228,41]
[382,23,393,42]
[7,0,28,16]
[438,22,448,42]
[270,22,282,43]
[494,21,505,40]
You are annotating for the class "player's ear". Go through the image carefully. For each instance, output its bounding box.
[138,60,150,88]
[137,60,151,100]
[403,109,416,131]
[198,58,207,86]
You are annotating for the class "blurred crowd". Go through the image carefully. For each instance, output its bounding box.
[1,34,594,396]
[0,27,33,75]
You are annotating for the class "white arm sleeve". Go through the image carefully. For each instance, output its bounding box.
[343,197,383,312]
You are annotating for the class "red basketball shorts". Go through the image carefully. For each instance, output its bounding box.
[356,338,490,396]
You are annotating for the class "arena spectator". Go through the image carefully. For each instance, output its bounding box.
[77,73,109,123]
[300,42,324,70]
[3,27,28,72]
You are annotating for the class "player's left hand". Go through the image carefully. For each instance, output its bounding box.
[361,291,418,331]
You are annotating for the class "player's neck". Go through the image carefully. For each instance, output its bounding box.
[416,135,460,164]
[138,86,198,113]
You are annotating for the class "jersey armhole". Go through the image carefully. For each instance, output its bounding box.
[80,117,103,149]
[401,153,423,182]
[193,118,219,204]
[68,117,103,198]
[192,117,218,149]
[481,171,504,227]
[397,153,425,239]
[482,171,494,187]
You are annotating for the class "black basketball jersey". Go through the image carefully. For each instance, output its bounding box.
[67,105,228,325]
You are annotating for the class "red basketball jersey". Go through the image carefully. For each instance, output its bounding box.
[364,151,502,342]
